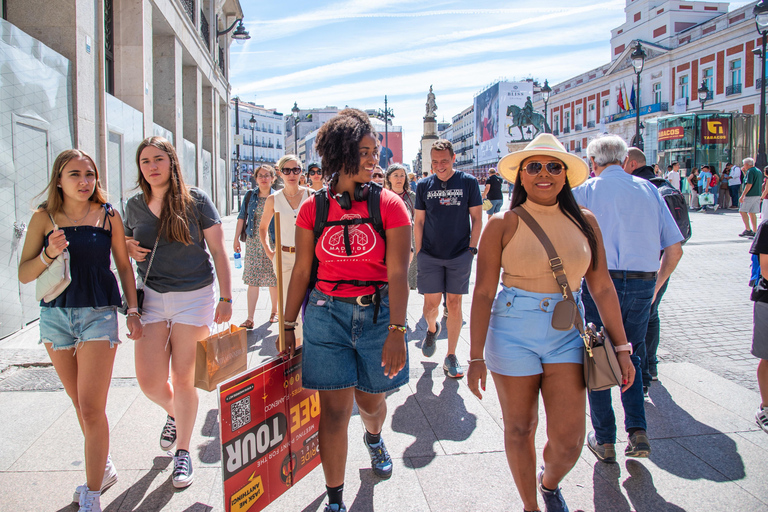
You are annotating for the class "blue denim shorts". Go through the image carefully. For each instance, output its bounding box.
[485,286,584,377]
[39,306,120,351]
[301,288,409,394]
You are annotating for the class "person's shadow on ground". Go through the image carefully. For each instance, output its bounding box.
[591,459,687,512]
[390,361,477,468]
[645,383,745,481]
[246,322,279,360]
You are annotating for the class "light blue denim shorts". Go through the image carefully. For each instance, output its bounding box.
[485,285,584,377]
[301,288,409,394]
[39,306,120,350]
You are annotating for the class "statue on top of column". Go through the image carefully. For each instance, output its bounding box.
[426,85,437,118]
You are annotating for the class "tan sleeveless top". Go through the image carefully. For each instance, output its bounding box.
[502,201,591,294]
[273,188,310,246]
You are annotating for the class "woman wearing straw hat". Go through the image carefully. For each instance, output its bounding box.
[467,134,633,512]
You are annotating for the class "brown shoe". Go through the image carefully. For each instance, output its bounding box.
[239,319,254,329]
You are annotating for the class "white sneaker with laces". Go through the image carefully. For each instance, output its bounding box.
[756,406,768,434]
[72,454,118,502]
[172,449,194,488]
[78,488,102,512]
[160,415,177,451]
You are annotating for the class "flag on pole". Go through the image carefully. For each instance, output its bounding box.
[629,83,636,110]
[617,86,624,111]
[622,83,631,111]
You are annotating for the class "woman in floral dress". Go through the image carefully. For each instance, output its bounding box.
[234,165,278,328]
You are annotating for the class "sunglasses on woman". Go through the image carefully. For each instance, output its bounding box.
[308,170,322,176]
[372,173,384,178]
[524,161,566,176]
[281,167,302,175]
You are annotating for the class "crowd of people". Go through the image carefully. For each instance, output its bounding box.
[18,118,768,512]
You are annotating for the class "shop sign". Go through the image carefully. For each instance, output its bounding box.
[658,126,685,141]
[699,118,729,144]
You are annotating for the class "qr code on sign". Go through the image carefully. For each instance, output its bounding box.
[230,396,251,432]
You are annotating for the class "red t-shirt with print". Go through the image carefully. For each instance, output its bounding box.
[296,187,411,297]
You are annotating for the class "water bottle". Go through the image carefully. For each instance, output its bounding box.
[234,252,242,269]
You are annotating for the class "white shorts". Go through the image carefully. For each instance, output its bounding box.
[142,283,215,330]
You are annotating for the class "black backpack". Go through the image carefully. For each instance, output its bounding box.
[306,183,387,321]
[649,177,692,244]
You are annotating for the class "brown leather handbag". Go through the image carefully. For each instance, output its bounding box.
[514,207,623,391]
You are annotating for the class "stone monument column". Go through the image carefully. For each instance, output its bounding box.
[421,85,439,173]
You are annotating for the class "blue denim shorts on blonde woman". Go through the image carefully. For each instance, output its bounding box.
[301,288,409,394]
[39,307,120,350]
[485,285,584,377]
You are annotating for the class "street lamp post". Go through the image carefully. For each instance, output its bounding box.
[631,41,647,149]
[249,114,256,174]
[375,96,395,166]
[698,80,710,110]
[234,96,242,210]
[541,80,552,133]
[754,0,768,168]
[291,102,300,158]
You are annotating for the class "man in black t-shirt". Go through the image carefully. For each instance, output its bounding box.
[749,222,768,434]
[414,139,483,379]
[482,168,504,216]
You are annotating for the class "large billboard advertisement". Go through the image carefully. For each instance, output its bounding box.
[475,81,534,164]
[377,130,403,168]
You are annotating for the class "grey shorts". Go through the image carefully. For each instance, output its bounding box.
[753,302,768,360]
[416,250,474,295]
[740,195,761,214]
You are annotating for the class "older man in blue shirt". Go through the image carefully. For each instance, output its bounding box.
[573,135,684,463]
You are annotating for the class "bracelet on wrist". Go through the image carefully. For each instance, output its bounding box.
[39,252,50,267]
[127,312,141,318]
[614,343,633,354]
[284,326,295,331]
[467,358,486,364]
[43,247,54,260]
[219,297,232,303]
[127,307,139,314]
[387,324,406,333]
[284,320,299,328]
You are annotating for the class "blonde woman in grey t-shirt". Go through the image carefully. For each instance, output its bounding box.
[124,136,232,490]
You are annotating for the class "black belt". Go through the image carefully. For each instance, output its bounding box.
[609,271,657,280]
[333,285,389,306]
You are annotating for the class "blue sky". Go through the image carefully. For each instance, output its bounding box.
[229,0,748,165]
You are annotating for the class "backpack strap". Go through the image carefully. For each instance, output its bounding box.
[367,182,385,240]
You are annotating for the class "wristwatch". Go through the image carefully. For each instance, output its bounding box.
[468,247,478,255]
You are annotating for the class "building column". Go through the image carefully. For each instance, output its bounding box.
[114,0,153,136]
[182,65,202,186]
[152,35,183,145]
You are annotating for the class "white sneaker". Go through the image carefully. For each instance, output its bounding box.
[72,454,118,502]
[78,488,102,512]
[172,450,194,488]
[160,415,177,451]
[756,406,768,434]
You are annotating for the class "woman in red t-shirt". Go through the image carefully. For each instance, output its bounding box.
[283,109,411,512]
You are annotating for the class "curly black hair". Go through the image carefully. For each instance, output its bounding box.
[315,108,377,181]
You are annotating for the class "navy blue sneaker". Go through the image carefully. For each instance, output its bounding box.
[364,434,393,479]
[422,321,441,357]
[537,468,569,512]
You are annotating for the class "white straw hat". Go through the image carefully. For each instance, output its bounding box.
[497,133,589,187]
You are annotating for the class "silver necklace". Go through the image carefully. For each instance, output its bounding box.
[62,205,91,227]
[284,188,303,199]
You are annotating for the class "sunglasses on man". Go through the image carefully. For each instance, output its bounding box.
[281,167,302,175]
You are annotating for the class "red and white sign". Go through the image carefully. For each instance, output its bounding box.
[219,350,321,512]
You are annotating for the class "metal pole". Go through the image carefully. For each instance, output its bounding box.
[251,123,255,178]
[235,97,241,210]
[759,32,768,169]
[544,100,549,134]
[294,116,298,156]
[384,95,389,164]
[635,71,641,148]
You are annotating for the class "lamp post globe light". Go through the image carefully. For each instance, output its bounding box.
[698,80,710,110]
[755,0,768,168]
[291,102,300,159]
[217,19,250,44]
[541,79,552,133]
[630,41,646,149]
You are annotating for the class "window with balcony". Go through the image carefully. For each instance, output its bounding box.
[653,82,662,104]
[679,75,689,100]
[727,59,742,95]
[703,68,714,98]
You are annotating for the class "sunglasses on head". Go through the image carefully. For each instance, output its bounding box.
[281,167,302,175]
[524,161,565,176]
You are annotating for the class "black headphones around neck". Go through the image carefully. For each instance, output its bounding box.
[332,182,373,210]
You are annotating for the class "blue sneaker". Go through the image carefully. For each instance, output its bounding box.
[443,354,464,379]
[537,467,569,512]
[324,503,346,512]
[363,434,393,479]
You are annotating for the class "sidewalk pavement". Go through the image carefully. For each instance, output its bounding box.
[0,205,766,511]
